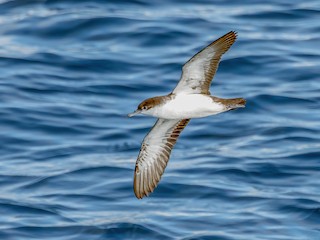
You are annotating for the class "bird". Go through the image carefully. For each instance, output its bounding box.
[128,31,246,199]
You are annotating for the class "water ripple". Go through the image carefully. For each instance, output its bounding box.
[0,0,320,239]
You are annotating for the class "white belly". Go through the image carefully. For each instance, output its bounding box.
[149,94,225,119]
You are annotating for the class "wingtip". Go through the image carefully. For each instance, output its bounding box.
[233,31,238,39]
[133,170,150,199]
[134,192,143,199]
[222,31,237,42]
[133,154,164,199]
[227,30,238,40]
[133,187,150,199]
[134,178,153,199]
[228,30,237,36]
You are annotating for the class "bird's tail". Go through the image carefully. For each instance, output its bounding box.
[228,98,246,110]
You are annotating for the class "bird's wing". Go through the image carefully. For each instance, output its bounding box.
[172,31,237,95]
[134,118,190,199]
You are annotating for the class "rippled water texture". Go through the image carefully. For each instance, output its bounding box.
[1,0,320,239]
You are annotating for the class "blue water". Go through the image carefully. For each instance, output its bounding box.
[1,0,320,239]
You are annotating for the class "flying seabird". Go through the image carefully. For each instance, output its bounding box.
[128,31,246,199]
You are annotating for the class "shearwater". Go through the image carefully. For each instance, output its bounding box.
[128,31,246,199]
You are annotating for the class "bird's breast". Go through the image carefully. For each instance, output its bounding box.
[151,94,225,119]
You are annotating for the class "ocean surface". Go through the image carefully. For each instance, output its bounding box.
[0,0,320,239]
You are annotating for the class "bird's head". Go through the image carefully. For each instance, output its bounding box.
[128,97,162,117]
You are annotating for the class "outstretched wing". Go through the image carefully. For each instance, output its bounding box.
[134,118,190,199]
[172,31,237,95]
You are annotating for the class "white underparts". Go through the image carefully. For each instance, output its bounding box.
[145,94,226,119]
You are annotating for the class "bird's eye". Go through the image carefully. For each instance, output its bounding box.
[142,106,147,110]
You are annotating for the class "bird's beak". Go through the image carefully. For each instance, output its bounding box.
[128,109,141,117]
